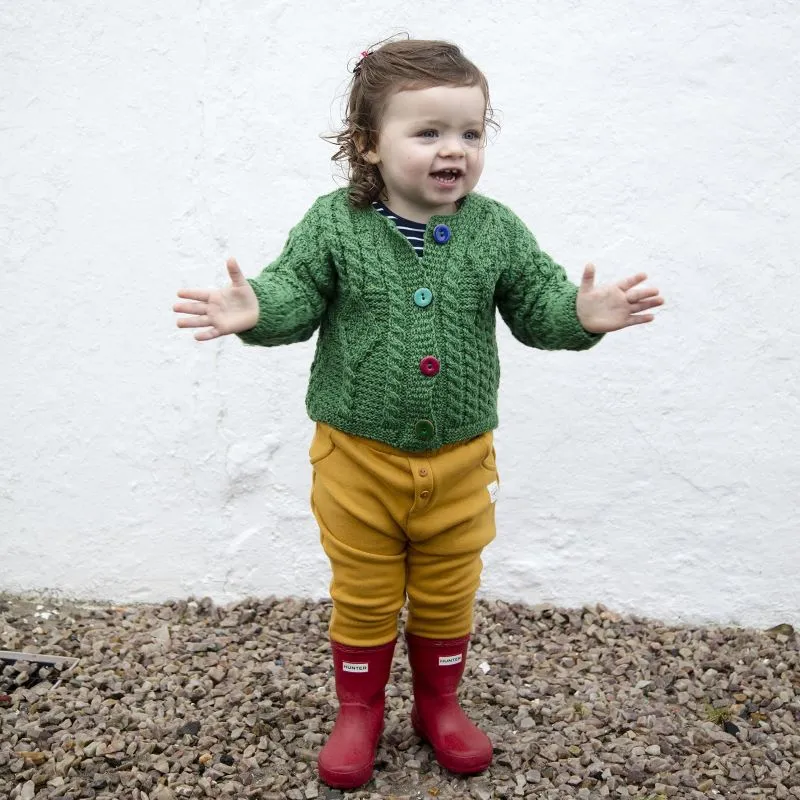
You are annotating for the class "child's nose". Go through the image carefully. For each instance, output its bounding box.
[438,135,465,157]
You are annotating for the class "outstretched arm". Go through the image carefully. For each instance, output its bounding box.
[495,212,603,351]
[495,209,663,349]
[173,198,336,347]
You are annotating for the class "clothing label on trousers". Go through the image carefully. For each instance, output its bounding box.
[487,481,499,504]
[343,662,368,673]
[439,654,463,667]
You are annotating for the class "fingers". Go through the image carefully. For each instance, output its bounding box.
[177,253,245,299]
[176,314,211,328]
[227,257,247,286]
[618,272,648,292]
[628,297,664,314]
[173,300,207,315]
[177,288,211,302]
[174,309,221,340]
[195,327,222,341]
[625,313,655,327]
[580,263,596,292]
[626,286,661,303]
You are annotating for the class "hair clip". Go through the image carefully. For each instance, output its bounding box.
[351,33,409,76]
[353,50,371,76]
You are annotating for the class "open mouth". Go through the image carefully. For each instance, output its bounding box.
[431,169,463,184]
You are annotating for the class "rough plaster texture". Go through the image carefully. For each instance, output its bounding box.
[2,1,799,628]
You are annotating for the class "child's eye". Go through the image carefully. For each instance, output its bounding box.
[418,129,438,139]
[464,130,482,141]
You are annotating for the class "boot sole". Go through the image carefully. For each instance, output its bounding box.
[411,711,492,774]
[318,721,385,789]
[318,764,374,790]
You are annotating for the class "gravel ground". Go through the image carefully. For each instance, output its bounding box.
[1,593,798,800]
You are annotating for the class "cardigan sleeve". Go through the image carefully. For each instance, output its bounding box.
[494,209,604,351]
[236,198,336,347]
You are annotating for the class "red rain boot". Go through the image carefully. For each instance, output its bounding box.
[317,639,396,789]
[406,632,493,774]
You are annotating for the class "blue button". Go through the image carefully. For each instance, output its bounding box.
[433,224,451,244]
[414,288,433,308]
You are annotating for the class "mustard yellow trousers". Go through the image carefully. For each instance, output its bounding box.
[309,422,499,646]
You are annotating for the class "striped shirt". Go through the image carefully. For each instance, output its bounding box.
[372,201,426,257]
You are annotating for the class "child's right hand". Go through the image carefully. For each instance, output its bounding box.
[173,258,259,341]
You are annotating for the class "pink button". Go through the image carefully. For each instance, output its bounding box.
[420,356,440,376]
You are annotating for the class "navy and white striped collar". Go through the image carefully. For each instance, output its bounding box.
[372,201,426,256]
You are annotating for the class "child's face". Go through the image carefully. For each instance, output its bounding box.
[364,85,486,223]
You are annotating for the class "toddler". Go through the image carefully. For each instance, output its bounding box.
[174,38,663,790]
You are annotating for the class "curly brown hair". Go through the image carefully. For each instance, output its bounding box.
[326,38,497,208]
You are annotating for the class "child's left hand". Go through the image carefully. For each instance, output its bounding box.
[576,263,664,334]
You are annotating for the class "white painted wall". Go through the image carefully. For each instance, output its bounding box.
[3,1,798,629]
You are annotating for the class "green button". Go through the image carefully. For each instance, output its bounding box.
[414,419,435,441]
[414,287,433,308]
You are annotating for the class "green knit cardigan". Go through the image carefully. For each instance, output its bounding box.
[238,188,602,451]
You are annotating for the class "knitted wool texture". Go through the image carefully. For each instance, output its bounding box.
[238,188,602,451]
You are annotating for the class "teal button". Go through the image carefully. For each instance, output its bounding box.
[414,419,435,441]
[413,288,433,308]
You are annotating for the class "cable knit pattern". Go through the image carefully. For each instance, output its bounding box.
[238,189,603,451]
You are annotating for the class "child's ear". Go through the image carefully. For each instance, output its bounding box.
[355,131,380,165]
